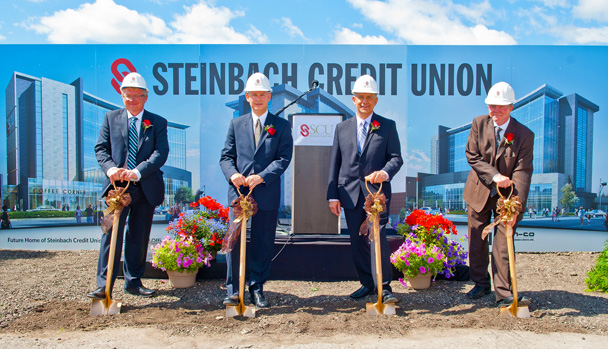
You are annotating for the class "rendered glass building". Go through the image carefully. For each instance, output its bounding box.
[224,84,355,210]
[421,84,599,211]
[5,72,191,211]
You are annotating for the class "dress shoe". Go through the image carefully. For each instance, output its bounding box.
[223,294,239,306]
[496,296,531,307]
[124,286,156,297]
[466,285,491,299]
[382,290,399,304]
[349,285,375,300]
[250,290,269,308]
[87,287,106,300]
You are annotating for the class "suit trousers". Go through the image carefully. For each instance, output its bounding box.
[96,183,155,289]
[467,195,517,301]
[343,191,392,292]
[226,208,278,296]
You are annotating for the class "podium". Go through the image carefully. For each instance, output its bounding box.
[290,114,345,235]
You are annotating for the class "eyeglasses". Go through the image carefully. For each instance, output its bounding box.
[122,93,146,100]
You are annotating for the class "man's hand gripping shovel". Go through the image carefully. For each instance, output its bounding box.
[362,179,396,315]
[223,187,257,318]
[483,183,530,318]
[90,181,131,316]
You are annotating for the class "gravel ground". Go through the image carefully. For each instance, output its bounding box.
[1,249,607,347]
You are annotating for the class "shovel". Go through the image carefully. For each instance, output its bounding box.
[365,181,396,315]
[226,192,256,318]
[499,224,530,318]
[91,182,129,316]
[90,205,123,315]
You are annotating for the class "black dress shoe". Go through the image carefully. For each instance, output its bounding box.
[223,294,239,306]
[87,287,106,300]
[349,285,374,300]
[466,285,491,299]
[382,290,399,304]
[124,286,156,297]
[496,296,531,307]
[250,290,269,308]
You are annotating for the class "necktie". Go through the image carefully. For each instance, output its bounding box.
[254,118,262,147]
[127,117,138,170]
[495,126,502,148]
[358,121,368,154]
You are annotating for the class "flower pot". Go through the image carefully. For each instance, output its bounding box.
[406,272,432,290]
[167,268,199,288]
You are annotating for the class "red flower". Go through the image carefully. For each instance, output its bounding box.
[370,120,380,132]
[505,133,514,145]
[142,119,153,130]
[264,124,276,136]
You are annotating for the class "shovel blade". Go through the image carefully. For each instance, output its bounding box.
[90,298,122,316]
[366,302,396,315]
[500,305,530,318]
[226,303,256,318]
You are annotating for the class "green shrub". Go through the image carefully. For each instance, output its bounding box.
[8,210,85,219]
[585,239,608,293]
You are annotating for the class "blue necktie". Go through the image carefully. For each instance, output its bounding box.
[495,126,502,149]
[358,121,368,154]
[127,117,138,170]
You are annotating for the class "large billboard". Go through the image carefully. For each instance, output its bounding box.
[0,45,607,250]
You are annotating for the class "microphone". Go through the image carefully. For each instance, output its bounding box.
[311,80,319,90]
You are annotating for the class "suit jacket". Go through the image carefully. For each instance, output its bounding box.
[327,113,403,209]
[95,108,169,207]
[463,114,534,213]
[219,112,293,211]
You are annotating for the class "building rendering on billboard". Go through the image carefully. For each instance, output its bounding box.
[5,72,192,211]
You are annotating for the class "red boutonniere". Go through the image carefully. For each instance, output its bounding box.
[264,124,276,136]
[142,119,153,130]
[505,133,514,145]
[370,120,381,132]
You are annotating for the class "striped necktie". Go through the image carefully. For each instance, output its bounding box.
[495,126,502,148]
[127,117,138,170]
[358,121,368,154]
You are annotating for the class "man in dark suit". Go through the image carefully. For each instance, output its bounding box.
[220,73,293,308]
[327,75,403,303]
[463,82,534,307]
[87,72,169,299]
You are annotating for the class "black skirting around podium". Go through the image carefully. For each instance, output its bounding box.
[119,232,405,282]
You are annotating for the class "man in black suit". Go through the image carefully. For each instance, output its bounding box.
[87,72,169,299]
[327,75,403,303]
[220,73,293,308]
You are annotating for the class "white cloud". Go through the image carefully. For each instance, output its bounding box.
[24,0,172,43]
[332,27,398,44]
[573,0,608,22]
[532,0,570,8]
[279,17,308,41]
[346,0,516,45]
[555,25,608,44]
[169,1,266,44]
[404,149,430,172]
[23,0,267,44]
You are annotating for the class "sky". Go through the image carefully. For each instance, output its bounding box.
[1,0,608,46]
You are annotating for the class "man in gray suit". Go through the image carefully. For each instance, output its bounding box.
[220,73,293,308]
[327,75,403,303]
[463,82,534,307]
[87,72,169,299]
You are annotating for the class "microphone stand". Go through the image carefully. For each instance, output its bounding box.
[274,81,319,117]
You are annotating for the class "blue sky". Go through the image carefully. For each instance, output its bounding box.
[2,0,608,45]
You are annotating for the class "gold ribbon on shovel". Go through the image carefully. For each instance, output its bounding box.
[224,187,257,318]
[100,181,132,234]
[359,181,386,241]
[90,181,131,316]
[481,183,522,240]
[362,179,395,315]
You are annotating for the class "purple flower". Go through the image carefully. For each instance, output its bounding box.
[420,266,426,274]
[404,260,410,266]
[427,257,434,263]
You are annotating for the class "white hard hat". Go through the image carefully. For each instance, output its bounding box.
[245,72,271,92]
[352,75,378,94]
[121,72,148,91]
[485,82,516,105]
